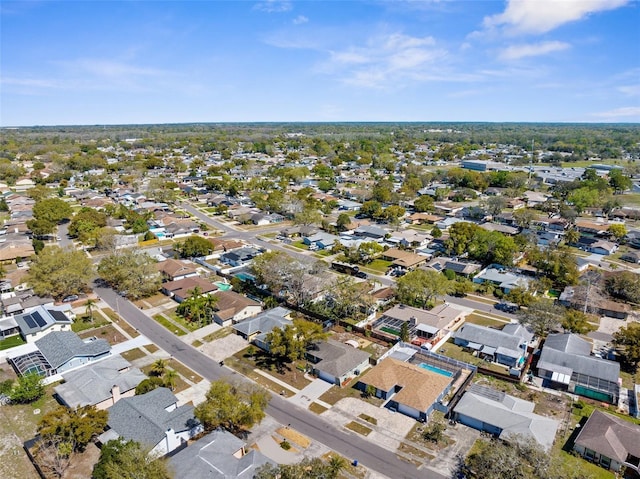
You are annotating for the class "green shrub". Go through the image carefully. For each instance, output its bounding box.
[280,440,291,450]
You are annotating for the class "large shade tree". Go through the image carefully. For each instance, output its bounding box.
[97,249,161,299]
[194,380,269,435]
[27,246,94,300]
[395,269,452,308]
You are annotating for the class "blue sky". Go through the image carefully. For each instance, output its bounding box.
[1,0,639,125]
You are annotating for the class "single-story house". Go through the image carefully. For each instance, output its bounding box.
[453,384,559,450]
[220,247,261,267]
[354,225,387,240]
[161,276,218,303]
[357,357,453,422]
[573,409,640,474]
[382,248,428,270]
[588,240,618,256]
[212,290,262,327]
[374,303,466,345]
[473,267,531,293]
[100,387,202,457]
[425,258,482,278]
[14,306,73,343]
[303,232,339,250]
[453,323,530,369]
[232,306,293,351]
[169,428,273,478]
[157,259,199,282]
[537,333,620,403]
[558,286,629,319]
[54,355,146,410]
[10,331,111,378]
[620,252,640,264]
[479,222,519,236]
[306,340,371,387]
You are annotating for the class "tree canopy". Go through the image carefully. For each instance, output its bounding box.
[93,439,173,479]
[613,322,640,370]
[255,456,346,479]
[518,299,563,338]
[97,249,161,299]
[38,405,108,452]
[194,379,269,434]
[26,246,94,300]
[395,269,452,308]
[175,235,212,258]
[10,372,45,403]
[444,222,518,266]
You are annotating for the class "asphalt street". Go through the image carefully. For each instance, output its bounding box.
[95,283,447,479]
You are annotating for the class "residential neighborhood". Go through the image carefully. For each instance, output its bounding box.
[1,123,640,479]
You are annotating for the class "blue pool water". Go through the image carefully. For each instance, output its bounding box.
[214,282,232,291]
[419,363,453,377]
[235,272,255,282]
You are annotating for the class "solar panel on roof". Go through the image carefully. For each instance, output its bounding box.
[23,314,37,329]
[32,311,48,328]
[49,310,67,322]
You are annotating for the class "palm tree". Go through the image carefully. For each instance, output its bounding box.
[163,369,178,391]
[84,298,97,323]
[151,359,167,377]
[328,455,347,477]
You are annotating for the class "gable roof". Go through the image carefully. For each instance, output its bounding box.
[307,340,370,377]
[454,323,524,355]
[157,259,198,278]
[381,303,464,331]
[232,307,292,337]
[162,276,218,296]
[574,410,640,463]
[170,428,272,478]
[454,384,559,450]
[359,357,451,412]
[15,306,72,335]
[539,333,619,383]
[213,290,261,321]
[36,331,111,369]
[107,387,198,447]
[54,355,146,407]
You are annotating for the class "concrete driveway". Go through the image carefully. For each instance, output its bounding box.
[290,378,334,408]
[199,333,248,361]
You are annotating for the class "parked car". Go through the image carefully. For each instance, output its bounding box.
[495,301,518,313]
[62,294,79,303]
[355,271,368,279]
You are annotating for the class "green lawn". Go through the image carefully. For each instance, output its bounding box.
[165,309,202,332]
[71,316,110,333]
[0,335,26,351]
[152,314,188,336]
[362,259,393,273]
[463,314,508,328]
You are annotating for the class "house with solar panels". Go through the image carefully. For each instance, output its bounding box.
[14,305,73,343]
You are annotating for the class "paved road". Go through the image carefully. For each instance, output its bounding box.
[95,283,446,479]
[57,222,73,248]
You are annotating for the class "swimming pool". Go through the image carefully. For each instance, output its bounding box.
[214,282,232,291]
[234,272,255,282]
[419,363,453,377]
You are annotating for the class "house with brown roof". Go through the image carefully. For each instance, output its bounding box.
[0,240,35,263]
[373,303,466,346]
[157,259,199,281]
[356,357,453,422]
[382,248,428,270]
[212,291,262,327]
[573,410,640,474]
[161,277,218,303]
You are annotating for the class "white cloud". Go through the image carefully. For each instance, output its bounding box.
[484,0,629,35]
[253,1,292,13]
[618,84,640,96]
[1,77,60,88]
[293,15,308,25]
[591,106,640,119]
[320,33,446,89]
[499,41,570,60]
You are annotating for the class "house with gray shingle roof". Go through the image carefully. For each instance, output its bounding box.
[453,384,559,450]
[100,387,202,457]
[14,305,73,343]
[573,409,640,474]
[537,333,620,404]
[306,340,371,387]
[453,323,530,368]
[232,306,292,351]
[170,428,273,478]
[54,355,146,410]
